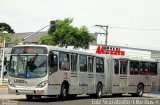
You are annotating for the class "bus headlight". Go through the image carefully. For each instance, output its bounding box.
[36,81,48,88]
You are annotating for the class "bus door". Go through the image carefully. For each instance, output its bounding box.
[70,54,79,94]
[112,59,128,93]
[112,59,120,93]
[48,51,59,94]
[87,56,95,93]
[79,55,88,94]
[119,60,128,93]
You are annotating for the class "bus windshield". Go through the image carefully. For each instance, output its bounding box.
[9,55,47,78]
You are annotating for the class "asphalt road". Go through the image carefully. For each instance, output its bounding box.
[0,94,160,105]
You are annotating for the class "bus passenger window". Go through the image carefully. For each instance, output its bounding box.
[130,61,139,75]
[88,56,94,72]
[150,62,157,75]
[96,57,104,73]
[50,54,58,74]
[120,60,127,75]
[140,62,149,75]
[114,60,119,74]
[59,52,70,71]
[71,54,77,72]
[79,55,87,72]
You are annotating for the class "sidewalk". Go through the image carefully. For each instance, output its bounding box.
[143,93,160,98]
[0,83,8,91]
[0,94,26,99]
[0,93,159,100]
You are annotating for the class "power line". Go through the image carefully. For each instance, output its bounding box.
[109,26,160,31]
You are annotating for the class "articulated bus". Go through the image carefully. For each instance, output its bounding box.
[8,45,160,100]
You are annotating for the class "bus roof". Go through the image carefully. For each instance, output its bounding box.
[112,56,157,62]
[13,44,158,62]
[13,44,111,58]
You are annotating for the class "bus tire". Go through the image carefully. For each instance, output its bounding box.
[136,84,144,97]
[26,95,33,101]
[59,84,68,101]
[132,84,144,97]
[96,84,102,98]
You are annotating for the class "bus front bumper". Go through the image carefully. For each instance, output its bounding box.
[8,85,48,95]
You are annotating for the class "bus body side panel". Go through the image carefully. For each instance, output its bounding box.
[128,75,151,93]
[151,76,160,92]
[78,72,88,94]
[151,63,160,91]
[104,55,113,94]
[48,71,61,95]
[69,73,79,94]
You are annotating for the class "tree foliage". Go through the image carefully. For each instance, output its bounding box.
[0,23,15,33]
[0,23,15,47]
[39,18,95,49]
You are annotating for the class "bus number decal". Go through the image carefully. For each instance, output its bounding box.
[14,79,27,84]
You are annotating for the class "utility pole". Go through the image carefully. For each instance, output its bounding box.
[95,25,109,54]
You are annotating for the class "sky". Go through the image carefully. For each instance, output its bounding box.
[1,0,160,50]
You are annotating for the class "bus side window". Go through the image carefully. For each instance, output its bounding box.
[59,52,70,71]
[150,62,157,75]
[140,62,149,75]
[88,56,94,72]
[114,60,119,75]
[49,52,58,74]
[120,60,127,75]
[71,54,77,72]
[96,57,104,73]
[79,55,87,72]
[130,61,139,75]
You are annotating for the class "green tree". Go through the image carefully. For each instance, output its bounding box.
[0,23,15,47]
[39,18,95,49]
[0,23,15,33]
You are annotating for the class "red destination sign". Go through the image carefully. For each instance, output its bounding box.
[96,46,125,56]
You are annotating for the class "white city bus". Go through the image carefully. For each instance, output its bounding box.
[8,45,160,100]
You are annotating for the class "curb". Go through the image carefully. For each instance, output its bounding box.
[0,86,8,91]
[143,93,160,98]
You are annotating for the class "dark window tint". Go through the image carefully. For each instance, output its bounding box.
[130,61,139,75]
[150,62,157,75]
[79,55,87,72]
[114,60,119,74]
[88,56,94,72]
[96,57,104,73]
[120,60,127,75]
[140,62,149,75]
[50,53,58,74]
[71,54,77,72]
[59,52,70,71]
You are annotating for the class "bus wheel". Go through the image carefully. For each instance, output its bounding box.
[136,84,144,97]
[132,84,144,97]
[59,85,68,101]
[96,84,102,98]
[26,95,33,101]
